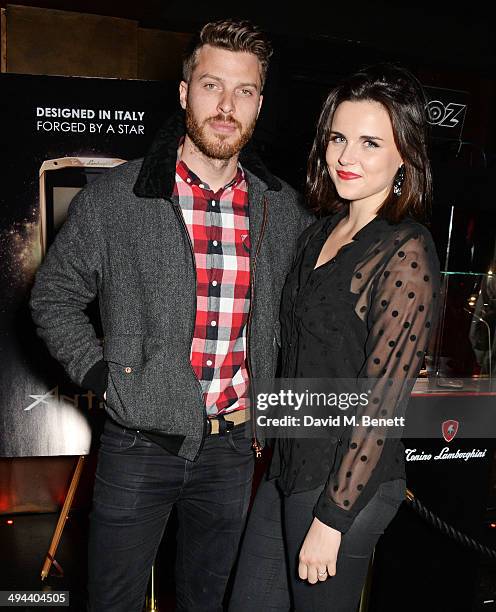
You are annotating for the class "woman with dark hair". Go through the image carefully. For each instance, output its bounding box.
[230,63,440,611]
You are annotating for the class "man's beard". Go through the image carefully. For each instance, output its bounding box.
[185,106,257,161]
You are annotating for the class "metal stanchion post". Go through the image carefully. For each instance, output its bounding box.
[145,563,159,612]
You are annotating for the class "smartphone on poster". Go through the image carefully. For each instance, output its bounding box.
[38,157,126,255]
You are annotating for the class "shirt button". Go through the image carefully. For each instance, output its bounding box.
[206,359,213,366]
[186,178,191,183]
[212,280,218,286]
[124,367,132,374]
[212,201,216,207]
[211,321,217,327]
[213,240,218,246]
[199,183,205,188]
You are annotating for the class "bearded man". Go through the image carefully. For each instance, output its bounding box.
[30,19,311,612]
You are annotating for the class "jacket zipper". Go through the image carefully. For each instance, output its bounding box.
[171,202,208,460]
[246,196,269,458]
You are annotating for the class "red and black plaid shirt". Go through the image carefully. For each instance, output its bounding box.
[173,159,250,416]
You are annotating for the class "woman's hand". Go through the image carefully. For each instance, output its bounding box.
[298,517,341,583]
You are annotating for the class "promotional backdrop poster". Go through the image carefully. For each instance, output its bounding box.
[0,73,177,456]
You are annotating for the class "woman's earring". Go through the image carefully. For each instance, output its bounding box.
[393,165,405,197]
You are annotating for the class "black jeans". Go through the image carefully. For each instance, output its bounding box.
[229,475,405,612]
[87,418,254,612]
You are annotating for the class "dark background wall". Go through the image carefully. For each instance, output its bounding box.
[1,0,495,162]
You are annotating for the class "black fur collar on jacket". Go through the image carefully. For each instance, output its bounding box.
[133,110,281,199]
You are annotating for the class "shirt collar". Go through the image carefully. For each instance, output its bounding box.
[175,139,245,193]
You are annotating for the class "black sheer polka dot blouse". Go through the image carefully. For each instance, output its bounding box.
[269,206,440,534]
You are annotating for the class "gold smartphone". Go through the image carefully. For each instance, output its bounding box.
[39,157,125,255]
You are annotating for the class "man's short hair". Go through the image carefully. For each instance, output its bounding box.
[183,19,273,90]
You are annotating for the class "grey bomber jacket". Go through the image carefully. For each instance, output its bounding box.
[30,111,313,460]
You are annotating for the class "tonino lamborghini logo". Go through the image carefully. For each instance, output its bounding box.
[405,447,486,462]
[442,419,459,443]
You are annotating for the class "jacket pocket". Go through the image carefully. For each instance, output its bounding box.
[103,335,146,415]
[103,335,145,371]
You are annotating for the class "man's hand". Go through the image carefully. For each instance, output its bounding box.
[298,517,341,584]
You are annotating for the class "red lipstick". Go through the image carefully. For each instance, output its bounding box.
[337,170,361,180]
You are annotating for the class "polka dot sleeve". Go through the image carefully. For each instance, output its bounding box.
[314,231,440,533]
